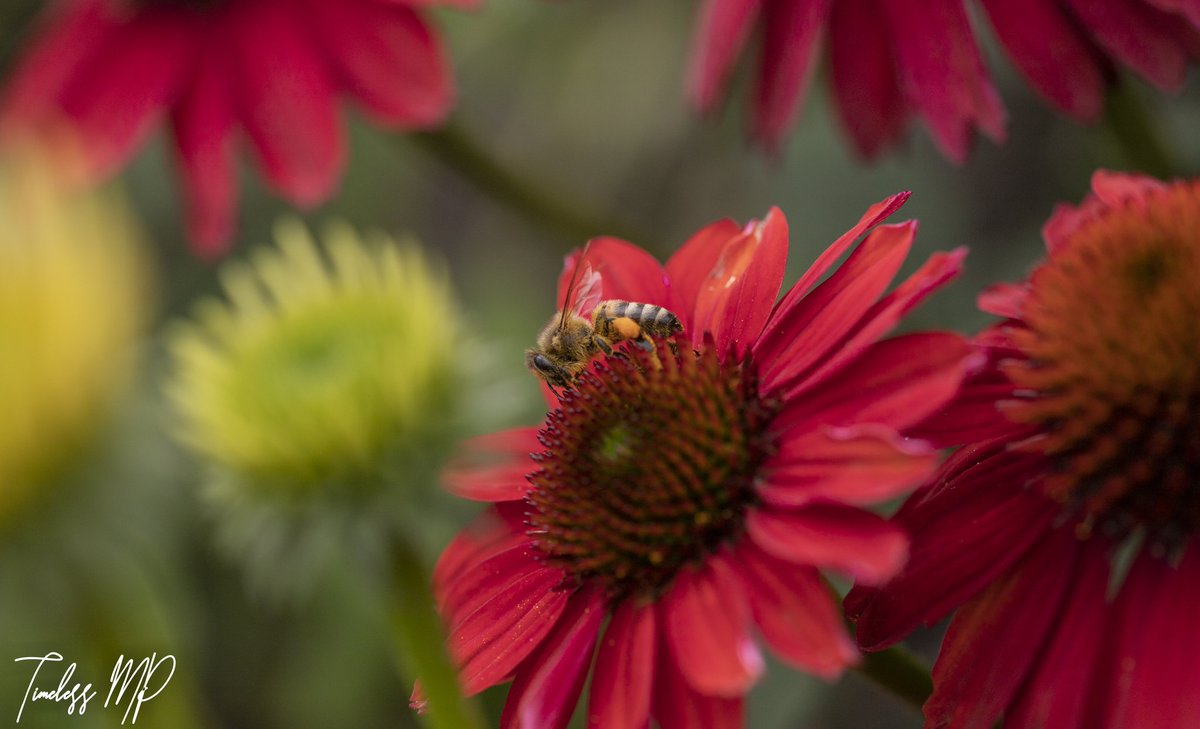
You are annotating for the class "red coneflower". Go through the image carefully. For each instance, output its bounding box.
[847,172,1200,729]
[1,0,472,256]
[689,0,1200,159]
[426,195,975,727]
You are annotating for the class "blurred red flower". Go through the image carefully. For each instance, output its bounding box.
[426,196,974,727]
[689,0,1200,160]
[847,172,1200,729]
[1,0,474,257]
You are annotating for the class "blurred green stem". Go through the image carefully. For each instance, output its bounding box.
[853,645,934,713]
[410,120,651,246]
[1103,76,1175,179]
[390,535,484,729]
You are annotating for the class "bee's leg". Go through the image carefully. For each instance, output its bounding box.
[632,332,654,351]
[593,334,614,355]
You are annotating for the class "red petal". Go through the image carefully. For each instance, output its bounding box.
[302,2,452,127]
[980,0,1105,121]
[443,427,539,502]
[925,528,1082,729]
[976,281,1028,318]
[882,0,1006,161]
[447,556,572,695]
[587,600,656,729]
[687,0,761,112]
[752,0,830,150]
[1148,0,1200,25]
[692,208,788,358]
[1102,545,1200,729]
[905,365,1018,448]
[560,237,671,310]
[0,0,114,135]
[501,588,606,729]
[229,0,343,206]
[662,556,763,696]
[1090,168,1168,205]
[652,615,744,729]
[1062,0,1189,90]
[735,540,858,679]
[756,221,917,393]
[759,424,937,507]
[1007,542,1111,729]
[846,441,1056,650]
[782,246,966,398]
[432,508,527,611]
[171,53,237,258]
[57,8,196,177]
[747,504,907,585]
[665,217,743,331]
[772,332,974,432]
[828,0,909,158]
[761,191,909,329]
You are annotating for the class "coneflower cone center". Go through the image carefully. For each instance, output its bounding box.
[527,340,776,599]
[1005,182,1200,551]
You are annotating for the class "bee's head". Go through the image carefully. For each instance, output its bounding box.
[525,349,573,389]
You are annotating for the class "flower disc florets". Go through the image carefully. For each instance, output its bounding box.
[1003,178,1200,550]
[526,340,778,600]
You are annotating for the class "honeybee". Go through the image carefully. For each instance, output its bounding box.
[525,251,683,390]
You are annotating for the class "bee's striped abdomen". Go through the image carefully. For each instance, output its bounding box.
[598,300,683,339]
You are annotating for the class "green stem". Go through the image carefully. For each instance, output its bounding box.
[1102,76,1176,179]
[409,120,651,246]
[390,535,485,729]
[853,645,934,713]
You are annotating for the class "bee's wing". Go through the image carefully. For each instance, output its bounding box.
[569,265,603,317]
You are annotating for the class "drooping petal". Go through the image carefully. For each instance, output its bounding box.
[665,217,743,331]
[760,424,937,507]
[443,428,540,502]
[501,588,606,729]
[735,540,858,679]
[652,616,744,729]
[771,332,974,432]
[752,0,831,150]
[691,207,788,358]
[756,221,917,392]
[302,1,452,127]
[980,0,1105,121]
[1101,545,1200,729]
[1062,0,1189,90]
[0,0,115,135]
[977,281,1029,318]
[747,504,907,585]
[171,52,237,258]
[924,528,1082,729]
[687,0,762,112]
[846,441,1056,650]
[1007,542,1111,729]
[881,0,1006,161]
[827,0,909,158]
[446,555,573,696]
[904,364,1018,448]
[588,599,656,729]
[662,556,763,697]
[57,7,196,178]
[229,0,343,206]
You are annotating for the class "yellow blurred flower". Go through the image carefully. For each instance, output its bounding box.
[168,219,460,496]
[0,151,149,527]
